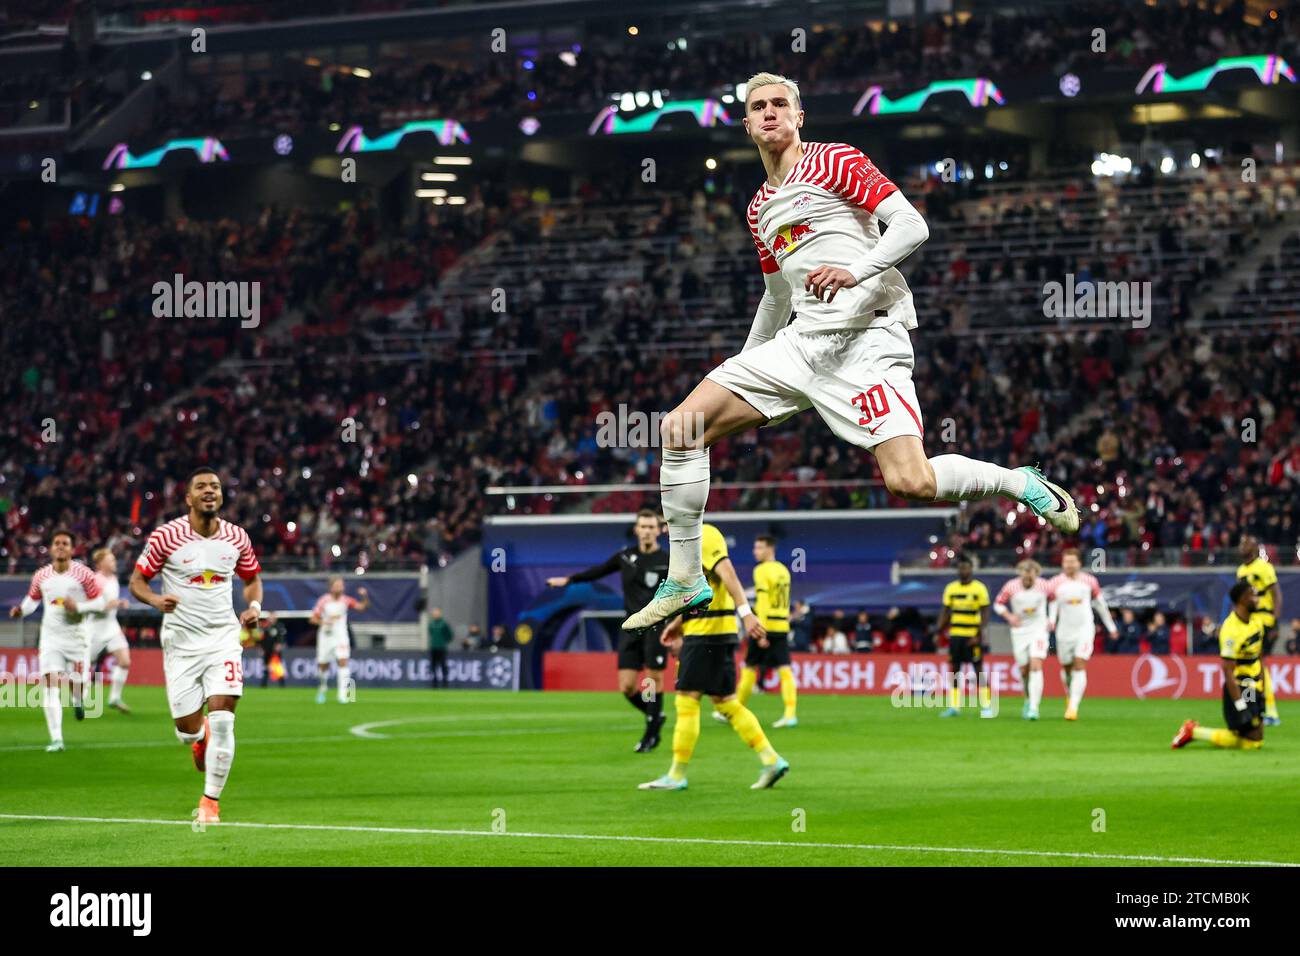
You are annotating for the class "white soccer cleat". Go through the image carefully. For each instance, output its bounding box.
[751,757,790,790]
[622,577,713,631]
[45,741,65,753]
[712,710,731,724]
[772,716,798,728]
[1016,465,1080,534]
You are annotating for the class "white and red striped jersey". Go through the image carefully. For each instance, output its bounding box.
[994,577,1051,637]
[84,572,125,644]
[135,516,260,653]
[313,594,360,638]
[23,562,102,647]
[1047,572,1116,635]
[747,141,917,333]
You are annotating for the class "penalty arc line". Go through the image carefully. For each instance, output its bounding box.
[0,814,1296,867]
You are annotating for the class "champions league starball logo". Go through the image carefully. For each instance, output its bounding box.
[486,655,514,688]
[1131,654,1187,699]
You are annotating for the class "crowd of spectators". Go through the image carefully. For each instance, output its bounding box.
[129,0,1300,141]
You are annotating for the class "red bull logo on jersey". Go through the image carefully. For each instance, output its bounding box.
[770,220,815,255]
[189,570,226,588]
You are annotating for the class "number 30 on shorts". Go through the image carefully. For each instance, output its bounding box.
[224,659,243,683]
[852,384,890,427]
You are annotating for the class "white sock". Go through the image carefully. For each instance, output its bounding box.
[1028,669,1044,711]
[930,454,1027,501]
[43,683,63,743]
[318,671,329,693]
[175,725,204,745]
[204,711,236,800]
[661,447,710,583]
[1060,668,1072,696]
[69,672,84,709]
[1068,670,1088,710]
[337,666,351,702]
[109,664,128,704]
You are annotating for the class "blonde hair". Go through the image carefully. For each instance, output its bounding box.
[1016,559,1041,575]
[743,72,801,110]
[91,547,113,567]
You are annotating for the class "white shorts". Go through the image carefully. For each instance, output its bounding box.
[163,644,244,719]
[1011,630,1049,667]
[706,322,924,450]
[39,642,88,678]
[316,629,351,664]
[86,627,129,661]
[1056,630,1095,665]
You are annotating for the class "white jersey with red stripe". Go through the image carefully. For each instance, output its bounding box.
[135,516,261,654]
[1047,572,1112,636]
[994,577,1051,638]
[83,572,125,645]
[313,594,359,639]
[747,141,916,333]
[25,562,101,649]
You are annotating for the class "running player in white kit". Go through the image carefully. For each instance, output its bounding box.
[1046,548,1117,721]
[83,548,133,714]
[130,468,264,823]
[310,578,369,704]
[993,559,1051,721]
[624,72,1080,633]
[9,529,107,751]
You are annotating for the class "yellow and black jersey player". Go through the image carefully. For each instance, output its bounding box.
[1236,534,1281,725]
[639,523,790,791]
[937,555,992,717]
[1172,581,1266,750]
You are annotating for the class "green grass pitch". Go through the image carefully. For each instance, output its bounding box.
[0,686,1295,867]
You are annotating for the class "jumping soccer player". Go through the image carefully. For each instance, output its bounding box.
[1046,548,1117,721]
[84,548,133,714]
[1236,535,1281,725]
[640,523,789,790]
[9,530,106,751]
[937,556,992,718]
[547,509,671,752]
[310,578,369,704]
[994,559,1051,720]
[622,71,1078,635]
[730,534,797,727]
[1172,582,1266,751]
[130,467,263,823]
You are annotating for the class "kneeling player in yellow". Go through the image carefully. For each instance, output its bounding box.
[1172,582,1266,751]
[640,523,789,791]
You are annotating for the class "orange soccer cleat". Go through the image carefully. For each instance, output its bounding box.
[197,796,221,824]
[192,717,210,772]
[1063,707,1078,721]
[1171,719,1197,749]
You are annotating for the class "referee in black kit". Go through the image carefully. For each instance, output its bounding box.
[547,508,670,752]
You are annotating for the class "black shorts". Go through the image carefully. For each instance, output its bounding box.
[676,641,737,698]
[949,637,984,667]
[617,626,667,672]
[744,633,792,669]
[1222,679,1265,733]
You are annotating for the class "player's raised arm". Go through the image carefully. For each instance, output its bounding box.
[240,572,264,629]
[994,581,1020,627]
[9,571,43,618]
[715,556,766,642]
[806,150,930,304]
[353,587,370,613]
[1090,578,1118,635]
[550,551,621,589]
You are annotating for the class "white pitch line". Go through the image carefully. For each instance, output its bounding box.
[0,813,1295,867]
[0,719,595,754]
